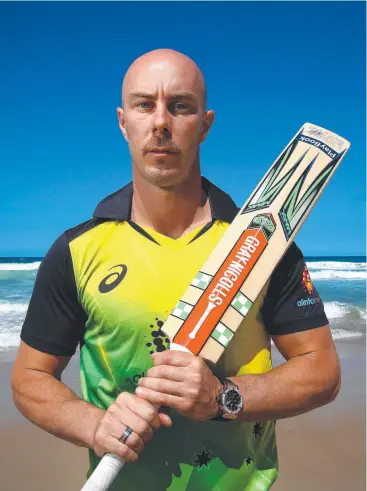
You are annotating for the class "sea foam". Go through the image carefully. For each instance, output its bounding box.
[324,301,366,320]
[306,260,366,280]
[0,262,41,271]
[307,261,366,271]
[0,331,21,350]
[310,270,366,280]
[0,303,29,314]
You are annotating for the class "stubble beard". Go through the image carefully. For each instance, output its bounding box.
[134,151,201,189]
[130,134,201,188]
[136,158,187,188]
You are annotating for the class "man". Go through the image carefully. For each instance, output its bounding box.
[12,49,340,491]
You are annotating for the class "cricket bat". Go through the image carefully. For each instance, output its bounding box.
[81,123,350,491]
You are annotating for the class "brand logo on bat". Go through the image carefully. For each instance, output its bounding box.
[205,235,260,308]
[298,135,338,159]
[173,221,274,355]
[187,235,260,341]
[307,128,345,151]
[251,214,275,238]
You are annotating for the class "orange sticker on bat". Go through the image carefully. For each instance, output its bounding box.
[173,228,268,354]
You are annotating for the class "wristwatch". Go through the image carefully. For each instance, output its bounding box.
[214,376,243,421]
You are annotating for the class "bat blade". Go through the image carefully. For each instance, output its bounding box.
[80,122,350,491]
[171,221,272,354]
[165,123,350,363]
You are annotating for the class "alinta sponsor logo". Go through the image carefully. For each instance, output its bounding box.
[301,265,314,295]
[297,297,320,307]
[297,265,320,307]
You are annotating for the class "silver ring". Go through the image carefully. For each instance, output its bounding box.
[120,427,133,444]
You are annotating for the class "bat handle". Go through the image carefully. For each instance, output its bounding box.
[80,343,193,491]
[80,453,125,491]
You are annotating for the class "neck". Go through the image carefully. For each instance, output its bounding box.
[131,166,212,239]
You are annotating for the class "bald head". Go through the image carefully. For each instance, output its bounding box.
[122,49,207,110]
[117,49,214,189]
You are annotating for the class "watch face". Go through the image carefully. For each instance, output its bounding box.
[223,388,242,413]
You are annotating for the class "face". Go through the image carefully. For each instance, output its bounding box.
[117,56,214,187]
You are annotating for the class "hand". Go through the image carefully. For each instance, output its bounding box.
[136,351,222,422]
[93,391,172,462]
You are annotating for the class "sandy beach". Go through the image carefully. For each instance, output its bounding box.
[0,339,365,491]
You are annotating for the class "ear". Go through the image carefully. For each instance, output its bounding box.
[117,107,128,141]
[199,110,215,144]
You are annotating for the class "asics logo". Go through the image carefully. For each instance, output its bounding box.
[98,264,127,293]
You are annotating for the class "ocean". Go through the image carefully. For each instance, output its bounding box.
[0,256,365,352]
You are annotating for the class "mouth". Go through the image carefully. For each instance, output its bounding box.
[148,148,177,154]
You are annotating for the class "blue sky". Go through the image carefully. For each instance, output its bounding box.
[0,1,365,256]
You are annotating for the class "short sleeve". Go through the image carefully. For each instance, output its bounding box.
[261,243,328,336]
[21,233,86,356]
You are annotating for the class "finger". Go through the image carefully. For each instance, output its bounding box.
[113,404,155,443]
[105,412,145,453]
[117,395,164,432]
[151,350,194,367]
[135,386,183,411]
[116,425,145,454]
[95,434,139,463]
[138,376,183,396]
[159,412,173,428]
[146,365,186,382]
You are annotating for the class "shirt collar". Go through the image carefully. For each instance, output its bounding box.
[93,176,238,223]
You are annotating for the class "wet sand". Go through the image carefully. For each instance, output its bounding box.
[0,339,365,491]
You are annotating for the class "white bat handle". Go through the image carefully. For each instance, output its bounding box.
[80,343,192,491]
[81,453,125,491]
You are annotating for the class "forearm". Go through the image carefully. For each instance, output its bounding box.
[12,369,104,448]
[230,353,340,421]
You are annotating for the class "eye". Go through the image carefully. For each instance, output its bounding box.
[170,102,190,113]
[137,101,154,110]
[175,103,187,110]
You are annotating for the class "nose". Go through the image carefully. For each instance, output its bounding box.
[152,102,172,136]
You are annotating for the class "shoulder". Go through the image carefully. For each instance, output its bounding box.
[272,242,304,277]
[45,218,107,258]
[261,242,328,335]
[264,241,304,300]
[64,217,107,244]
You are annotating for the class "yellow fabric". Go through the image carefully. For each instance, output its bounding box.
[69,219,277,491]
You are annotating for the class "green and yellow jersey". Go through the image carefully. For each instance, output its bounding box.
[21,177,328,491]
